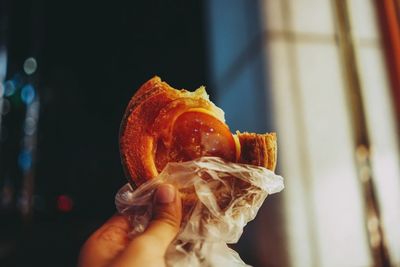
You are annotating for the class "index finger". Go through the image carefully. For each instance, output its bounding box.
[78,214,130,267]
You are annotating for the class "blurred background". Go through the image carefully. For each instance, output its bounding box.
[0,0,399,266]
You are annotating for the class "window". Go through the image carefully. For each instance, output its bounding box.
[207,0,400,266]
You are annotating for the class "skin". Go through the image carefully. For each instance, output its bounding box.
[78,184,182,267]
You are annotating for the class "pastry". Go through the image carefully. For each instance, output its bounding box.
[119,76,277,187]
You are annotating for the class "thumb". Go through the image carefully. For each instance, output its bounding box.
[124,184,182,257]
[108,184,182,267]
[145,183,182,249]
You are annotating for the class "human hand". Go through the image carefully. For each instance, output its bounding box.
[78,184,182,267]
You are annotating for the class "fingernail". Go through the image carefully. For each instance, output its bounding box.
[155,184,176,204]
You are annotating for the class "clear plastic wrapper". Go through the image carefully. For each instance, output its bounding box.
[115,157,284,267]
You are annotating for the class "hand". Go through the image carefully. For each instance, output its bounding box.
[78,184,182,267]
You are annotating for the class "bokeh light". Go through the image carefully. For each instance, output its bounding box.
[57,195,74,213]
[21,84,35,105]
[18,150,32,171]
[24,116,37,135]
[4,80,16,96]
[23,57,38,75]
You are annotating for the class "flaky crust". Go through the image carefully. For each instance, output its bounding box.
[119,77,277,186]
[119,77,185,186]
[236,132,277,171]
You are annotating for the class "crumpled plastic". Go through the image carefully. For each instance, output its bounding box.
[115,157,284,267]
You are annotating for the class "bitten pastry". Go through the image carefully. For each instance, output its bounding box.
[119,76,277,187]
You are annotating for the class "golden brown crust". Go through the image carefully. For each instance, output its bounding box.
[120,77,278,187]
[119,77,186,186]
[236,132,277,171]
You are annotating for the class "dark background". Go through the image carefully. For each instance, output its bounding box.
[0,0,211,266]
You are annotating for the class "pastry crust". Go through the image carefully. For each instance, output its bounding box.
[236,132,277,172]
[119,77,277,186]
[120,77,182,185]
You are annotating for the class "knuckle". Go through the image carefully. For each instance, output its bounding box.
[98,225,128,245]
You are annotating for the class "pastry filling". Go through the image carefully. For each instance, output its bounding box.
[155,111,236,172]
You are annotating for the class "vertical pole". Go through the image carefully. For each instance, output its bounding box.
[331,1,391,266]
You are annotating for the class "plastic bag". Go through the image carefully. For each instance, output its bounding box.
[115,157,284,267]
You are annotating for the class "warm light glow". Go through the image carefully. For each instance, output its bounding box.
[57,195,74,213]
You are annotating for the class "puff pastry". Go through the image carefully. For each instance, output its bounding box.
[119,76,277,186]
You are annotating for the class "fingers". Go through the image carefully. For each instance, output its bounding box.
[113,184,182,266]
[78,215,130,267]
[143,183,182,249]
[79,184,182,267]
